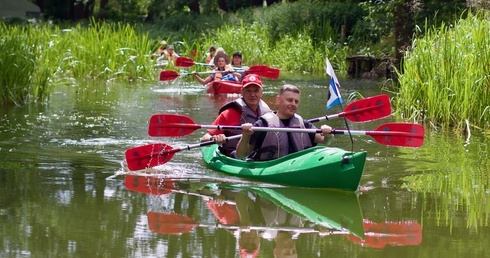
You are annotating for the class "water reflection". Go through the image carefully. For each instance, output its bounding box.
[3,75,489,256]
[125,174,422,256]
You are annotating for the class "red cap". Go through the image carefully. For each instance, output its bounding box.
[242,74,263,89]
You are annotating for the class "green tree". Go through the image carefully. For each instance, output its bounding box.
[34,0,96,20]
[353,0,467,68]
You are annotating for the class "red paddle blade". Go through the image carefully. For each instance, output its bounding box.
[175,56,195,68]
[343,94,392,122]
[247,65,280,79]
[363,220,422,244]
[147,212,197,235]
[159,70,180,81]
[148,114,198,137]
[346,220,422,248]
[124,174,175,195]
[125,143,175,171]
[371,123,425,148]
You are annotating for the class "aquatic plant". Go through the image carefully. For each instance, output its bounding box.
[0,20,156,106]
[395,11,490,131]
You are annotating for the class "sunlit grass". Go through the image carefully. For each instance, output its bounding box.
[394,11,490,131]
[1,20,156,106]
[177,22,348,75]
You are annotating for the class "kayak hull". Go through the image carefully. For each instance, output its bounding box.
[206,80,242,94]
[202,145,367,191]
[240,186,365,237]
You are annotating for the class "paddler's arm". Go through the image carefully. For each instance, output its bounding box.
[314,124,334,145]
[225,65,241,79]
[227,70,242,79]
[236,123,255,159]
[192,72,213,85]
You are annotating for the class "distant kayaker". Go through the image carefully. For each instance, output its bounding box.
[231,51,249,82]
[205,45,217,64]
[192,52,241,85]
[164,45,179,62]
[200,74,271,157]
[236,84,334,161]
[153,40,167,56]
[207,47,226,68]
[152,40,168,63]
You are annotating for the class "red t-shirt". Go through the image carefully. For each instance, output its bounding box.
[207,107,243,135]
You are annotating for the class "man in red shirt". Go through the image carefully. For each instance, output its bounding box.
[200,74,271,157]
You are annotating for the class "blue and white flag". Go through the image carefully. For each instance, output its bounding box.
[325,57,343,110]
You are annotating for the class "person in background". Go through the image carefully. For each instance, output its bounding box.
[152,40,167,60]
[200,74,271,157]
[208,47,226,68]
[193,52,241,85]
[231,51,249,82]
[164,45,179,62]
[205,45,217,64]
[236,84,334,161]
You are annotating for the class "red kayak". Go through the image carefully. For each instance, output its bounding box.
[206,80,242,94]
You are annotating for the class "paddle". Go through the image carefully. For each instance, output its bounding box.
[124,174,177,195]
[159,66,280,81]
[345,220,422,248]
[147,211,422,247]
[308,94,391,123]
[147,113,423,147]
[124,174,238,205]
[175,56,270,72]
[175,56,213,68]
[126,96,393,171]
[148,95,390,138]
[127,122,423,170]
[125,135,241,171]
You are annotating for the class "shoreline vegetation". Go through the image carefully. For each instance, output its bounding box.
[1,6,488,132]
[393,11,490,133]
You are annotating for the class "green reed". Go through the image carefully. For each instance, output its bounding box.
[1,20,156,106]
[2,11,351,106]
[56,21,155,81]
[182,22,347,75]
[395,11,490,131]
[0,24,51,105]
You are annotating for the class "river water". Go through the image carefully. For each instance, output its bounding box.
[1,73,489,257]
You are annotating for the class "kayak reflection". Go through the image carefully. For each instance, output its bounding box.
[125,174,422,251]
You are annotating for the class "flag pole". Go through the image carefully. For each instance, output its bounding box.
[325,57,354,151]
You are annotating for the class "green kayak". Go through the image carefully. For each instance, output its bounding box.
[201,145,367,191]
[237,186,365,238]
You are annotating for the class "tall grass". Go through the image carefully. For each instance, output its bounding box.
[52,21,155,81]
[1,2,357,107]
[1,20,156,106]
[0,25,52,105]
[394,11,490,131]
[176,21,348,75]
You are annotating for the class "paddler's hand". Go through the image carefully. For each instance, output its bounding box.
[212,134,227,144]
[320,124,332,135]
[241,123,254,136]
[319,124,334,144]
